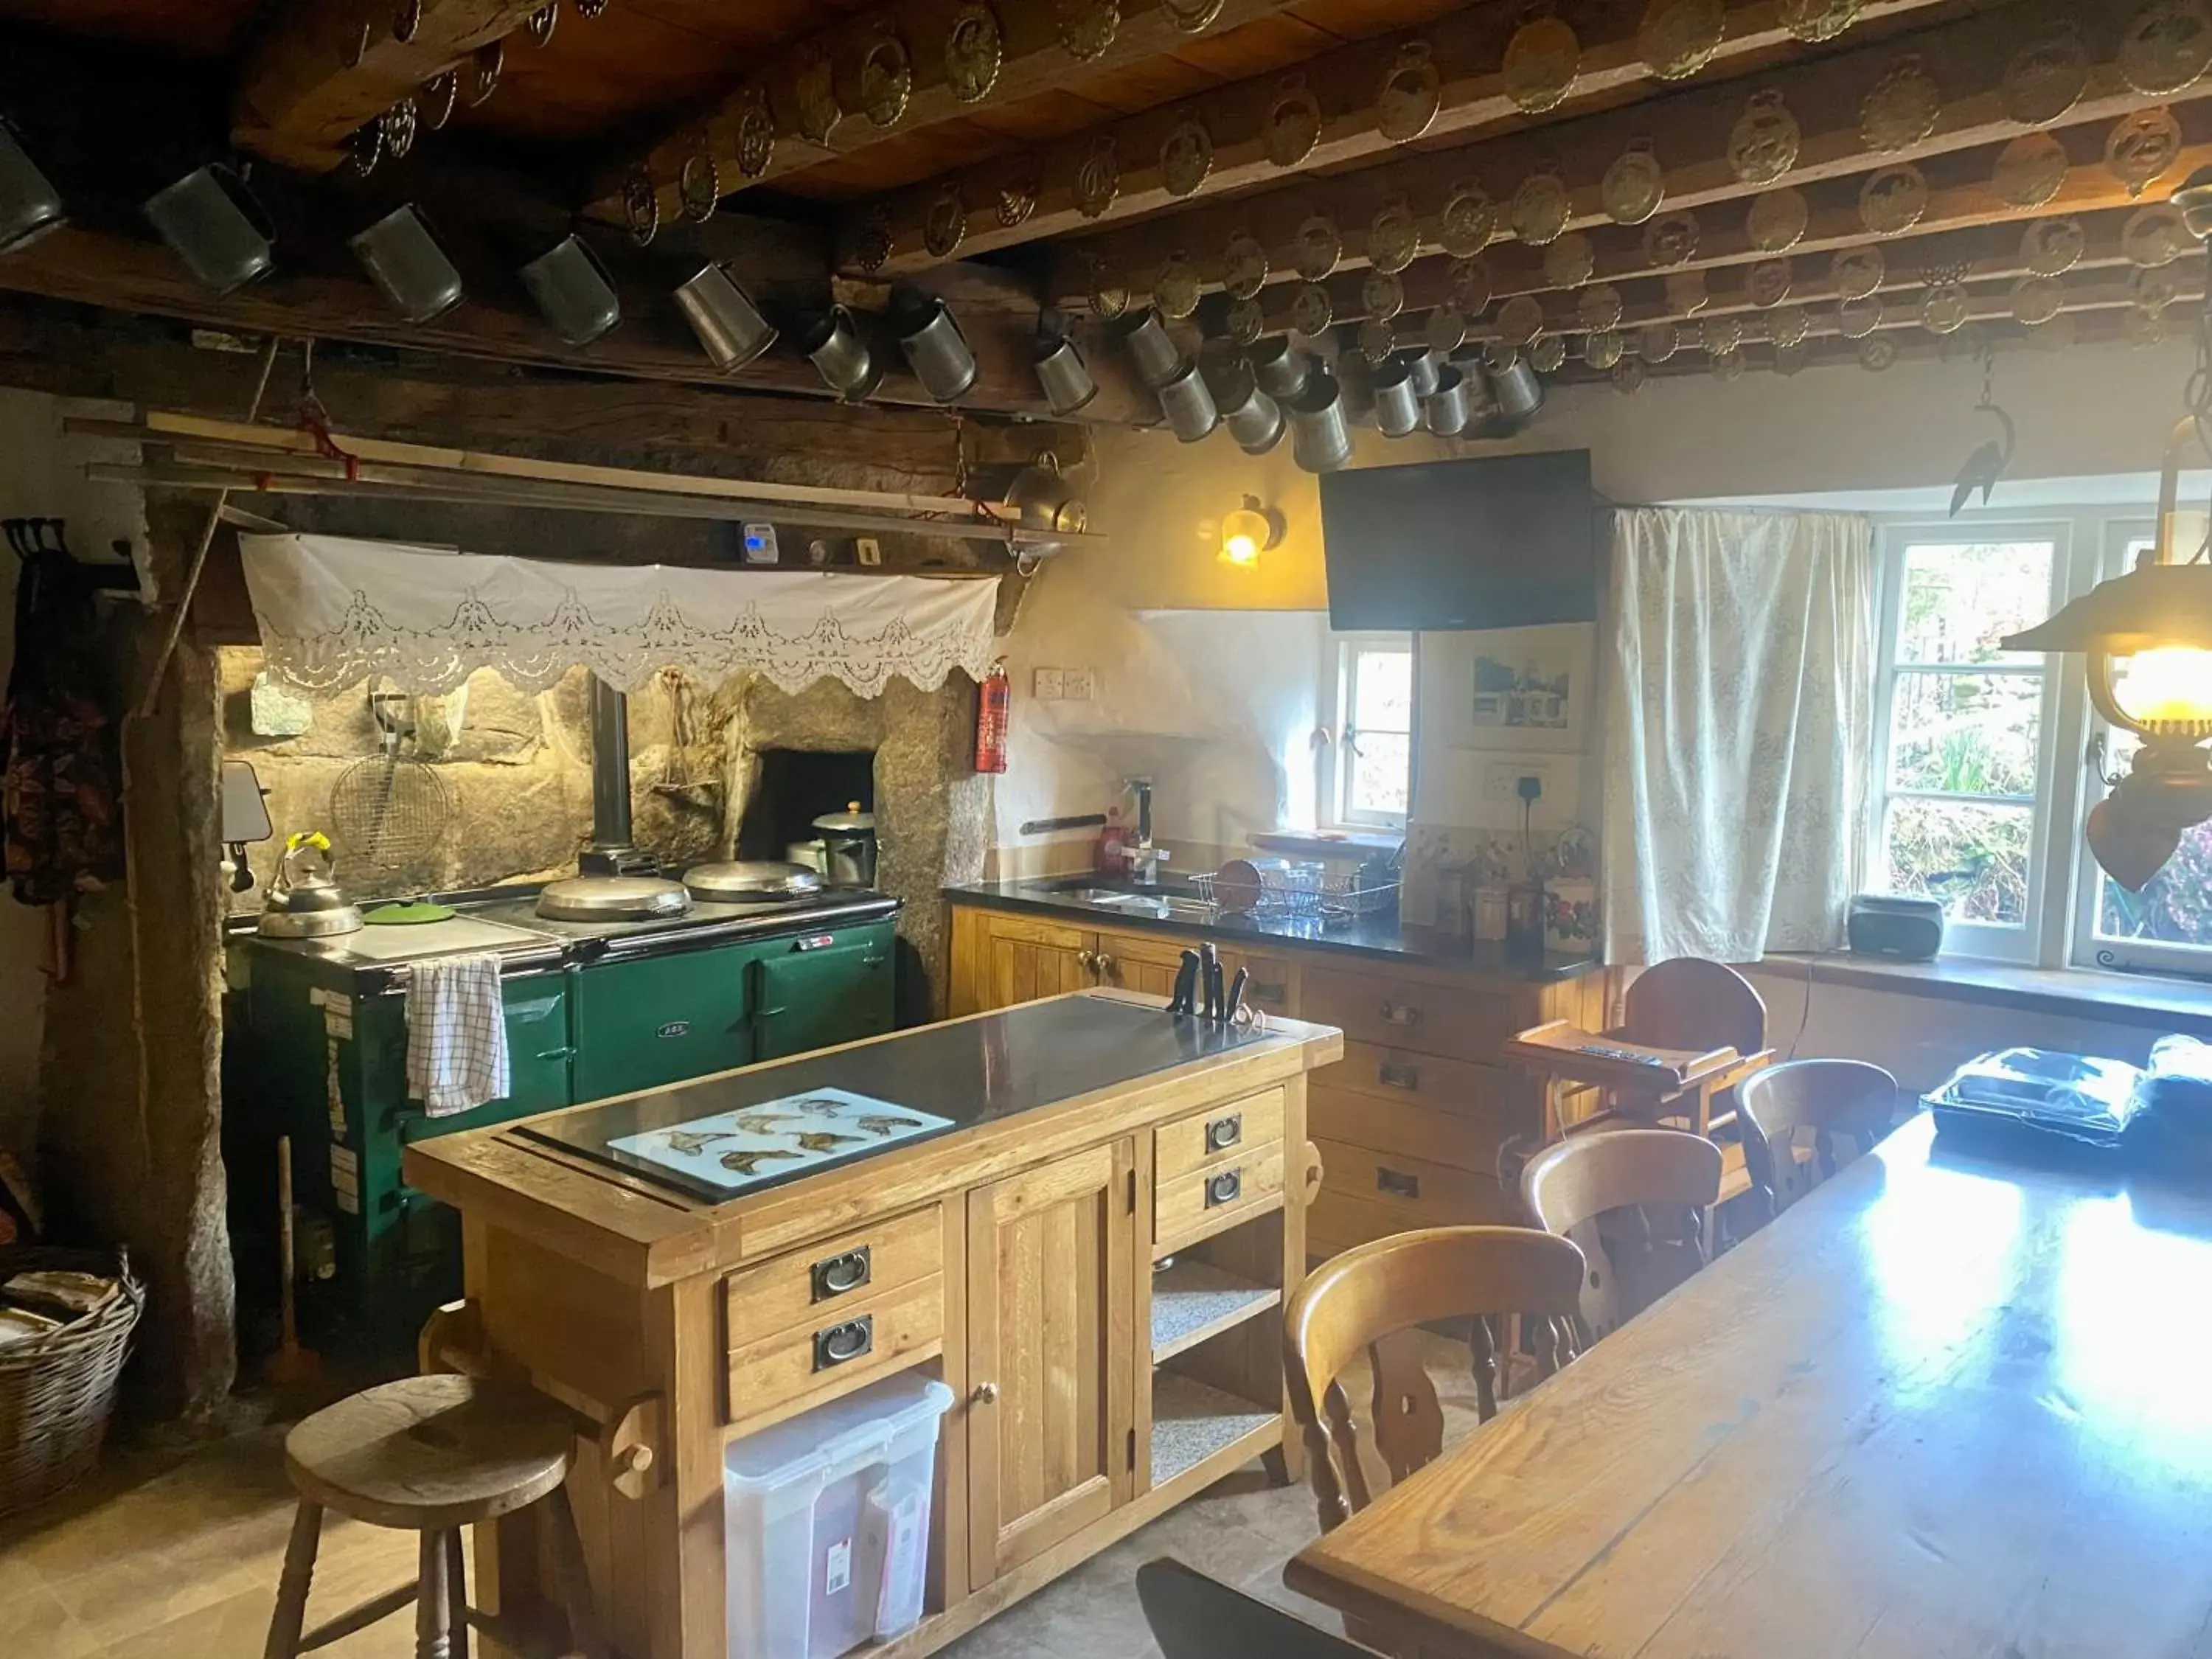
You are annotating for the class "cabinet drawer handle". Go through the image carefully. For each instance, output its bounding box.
[1204,1113,1242,1153]
[1379,1061,1421,1091]
[813,1315,874,1371]
[1380,1001,1422,1028]
[1377,1166,1421,1200]
[810,1245,872,1301]
[1206,1169,1243,1208]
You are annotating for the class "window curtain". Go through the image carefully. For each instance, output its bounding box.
[1601,507,1877,965]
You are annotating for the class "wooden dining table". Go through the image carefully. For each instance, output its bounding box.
[1285,1112,2212,1659]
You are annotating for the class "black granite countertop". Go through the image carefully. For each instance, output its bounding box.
[519,993,1293,1201]
[945,878,1602,981]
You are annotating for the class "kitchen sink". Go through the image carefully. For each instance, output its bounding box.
[1023,876,1218,919]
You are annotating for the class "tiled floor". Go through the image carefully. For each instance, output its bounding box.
[0,1336,1484,1658]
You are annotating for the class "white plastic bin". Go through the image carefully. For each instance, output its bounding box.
[723,1371,955,1659]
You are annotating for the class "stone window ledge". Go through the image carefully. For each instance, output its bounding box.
[1747,953,2212,1043]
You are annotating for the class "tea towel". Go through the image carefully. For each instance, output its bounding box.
[406,953,509,1116]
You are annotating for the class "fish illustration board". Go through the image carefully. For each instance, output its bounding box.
[605,1086,955,1195]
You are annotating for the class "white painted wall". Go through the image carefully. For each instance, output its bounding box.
[0,389,148,1153]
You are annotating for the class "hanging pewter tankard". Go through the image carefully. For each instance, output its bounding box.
[1123,305,1186,388]
[1425,364,1472,436]
[0,119,63,254]
[801,305,881,401]
[897,294,977,402]
[520,232,621,344]
[675,262,777,372]
[1249,335,1312,400]
[349,204,465,322]
[1285,367,1353,473]
[1371,354,1422,437]
[1034,333,1099,415]
[1205,356,1284,455]
[1155,358,1219,442]
[145,163,274,293]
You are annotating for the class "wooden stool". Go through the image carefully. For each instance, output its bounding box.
[262,1373,603,1659]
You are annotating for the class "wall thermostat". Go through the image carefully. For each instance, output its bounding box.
[741,522,779,564]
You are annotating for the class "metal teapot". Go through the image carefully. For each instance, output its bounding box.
[1001,450,1089,558]
[258,832,365,939]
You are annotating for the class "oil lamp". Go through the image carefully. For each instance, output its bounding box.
[1218,495,1284,567]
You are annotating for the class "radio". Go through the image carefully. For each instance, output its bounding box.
[1846,893,1945,962]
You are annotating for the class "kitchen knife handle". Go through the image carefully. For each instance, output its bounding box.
[1224,966,1250,1023]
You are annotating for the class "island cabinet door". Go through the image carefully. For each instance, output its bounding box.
[965,1138,1137,1587]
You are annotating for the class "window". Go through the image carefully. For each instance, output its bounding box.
[1870,525,2067,964]
[1322,634,1412,828]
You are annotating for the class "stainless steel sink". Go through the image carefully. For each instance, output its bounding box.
[1022,876,1217,919]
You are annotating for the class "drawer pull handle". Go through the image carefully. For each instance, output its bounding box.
[1377,1167,1421,1200]
[1380,1001,1422,1028]
[810,1245,872,1301]
[1379,1062,1421,1091]
[1206,1169,1243,1208]
[813,1315,874,1371]
[1204,1113,1242,1153]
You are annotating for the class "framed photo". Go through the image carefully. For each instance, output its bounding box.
[1442,622,1593,753]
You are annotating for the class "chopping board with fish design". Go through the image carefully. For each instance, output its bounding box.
[603,1085,956,1196]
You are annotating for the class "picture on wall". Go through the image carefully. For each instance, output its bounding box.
[1447,622,1593,753]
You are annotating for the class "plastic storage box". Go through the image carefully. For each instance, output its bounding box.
[724,1371,955,1659]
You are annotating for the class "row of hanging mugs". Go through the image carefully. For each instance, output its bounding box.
[0,117,999,404]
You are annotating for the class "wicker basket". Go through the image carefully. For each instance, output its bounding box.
[0,1247,143,1518]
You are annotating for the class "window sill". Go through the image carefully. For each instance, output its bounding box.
[1748,953,2212,1041]
[1251,829,1403,860]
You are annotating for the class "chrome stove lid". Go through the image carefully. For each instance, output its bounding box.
[535,874,692,922]
[681,860,824,904]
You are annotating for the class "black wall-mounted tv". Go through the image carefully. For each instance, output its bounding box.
[1318,450,1599,632]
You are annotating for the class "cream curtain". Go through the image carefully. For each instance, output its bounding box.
[1601,507,1877,965]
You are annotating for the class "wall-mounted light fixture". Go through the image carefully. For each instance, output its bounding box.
[1219,495,1284,568]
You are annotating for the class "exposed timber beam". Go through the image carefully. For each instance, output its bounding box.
[846,0,1966,276]
[1048,1,2193,306]
[588,0,1315,228]
[233,0,555,173]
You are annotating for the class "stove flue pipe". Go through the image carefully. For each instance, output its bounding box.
[587,672,637,866]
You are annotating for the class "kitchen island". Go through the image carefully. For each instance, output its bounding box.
[404,989,1343,1659]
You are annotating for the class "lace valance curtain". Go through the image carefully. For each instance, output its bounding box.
[1601,507,1878,965]
[237,534,999,698]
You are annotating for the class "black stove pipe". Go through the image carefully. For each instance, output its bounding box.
[587,673,636,861]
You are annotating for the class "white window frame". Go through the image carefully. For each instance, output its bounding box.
[1866,518,2073,964]
[1318,631,1413,831]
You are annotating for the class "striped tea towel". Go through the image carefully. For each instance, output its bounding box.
[405,953,510,1116]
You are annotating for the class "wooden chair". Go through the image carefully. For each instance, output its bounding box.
[1281,1225,1586,1535]
[1737,1057,1899,1223]
[1520,1128,1724,1341]
[1137,1558,1380,1658]
[1620,956,1768,1059]
[263,1374,603,1659]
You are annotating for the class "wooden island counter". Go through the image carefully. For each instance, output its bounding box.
[404,989,1343,1659]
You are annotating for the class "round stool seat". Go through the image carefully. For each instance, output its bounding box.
[284,1373,574,1531]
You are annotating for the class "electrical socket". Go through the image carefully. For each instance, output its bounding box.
[855,536,883,566]
[1032,668,1064,700]
[1060,668,1094,702]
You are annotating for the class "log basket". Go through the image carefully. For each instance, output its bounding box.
[0,1247,143,1517]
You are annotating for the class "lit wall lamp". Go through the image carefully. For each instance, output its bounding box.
[2001,166,2212,891]
[1219,496,1284,568]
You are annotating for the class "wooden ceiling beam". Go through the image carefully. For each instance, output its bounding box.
[586,0,1316,229]
[841,0,1964,277]
[232,0,554,173]
[1047,1,2186,306]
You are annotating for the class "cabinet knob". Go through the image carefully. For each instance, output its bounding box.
[1380,1001,1422,1027]
[972,1380,1000,1405]
[1095,953,1116,978]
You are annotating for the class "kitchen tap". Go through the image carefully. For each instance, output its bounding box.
[1124,776,1170,886]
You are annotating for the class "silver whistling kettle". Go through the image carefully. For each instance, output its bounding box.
[257,832,365,939]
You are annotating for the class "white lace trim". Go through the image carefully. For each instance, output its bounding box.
[239,534,998,698]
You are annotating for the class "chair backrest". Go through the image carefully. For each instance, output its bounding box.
[1736,1057,1899,1222]
[1621,957,1767,1057]
[1281,1225,1585,1534]
[1520,1128,1725,1340]
[1137,1559,1377,1659]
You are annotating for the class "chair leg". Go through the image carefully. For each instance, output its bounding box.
[445,1528,470,1659]
[417,1529,453,1659]
[545,1484,607,1659]
[262,1500,324,1659]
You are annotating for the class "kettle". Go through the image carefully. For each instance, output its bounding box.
[812,802,879,888]
[1001,450,1088,557]
[258,832,365,939]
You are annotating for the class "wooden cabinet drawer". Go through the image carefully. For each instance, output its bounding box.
[724,1203,945,1347]
[1309,1085,1521,1178]
[1300,967,1527,1065]
[1154,1087,1284,1182]
[1156,1142,1285,1253]
[1313,1040,1509,1114]
[1312,1136,1508,1231]
[726,1272,944,1425]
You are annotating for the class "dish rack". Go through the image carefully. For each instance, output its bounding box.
[1193,862,1401,919]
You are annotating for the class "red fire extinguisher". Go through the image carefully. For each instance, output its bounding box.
[975,659,1010,774]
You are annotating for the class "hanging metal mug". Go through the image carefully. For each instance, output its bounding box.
[0,119,63,254]
[143,163,274,293]
[1123,306,1186,389]
[1034,334,1098,416]
[1205,358,1284,456]
[1425,364,1472,437]
[1371,355,1422,438]
[1155,358,1219,442]
[801,305,881,401]
[349,204,465,323]
[1249,336,1312,400]
[1286,367,1354,473]
[1488,352,1545,422]
[674,261,778,372]
[521,232,622,346]
[1403,349,1441,399]
[897,295,977,403]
